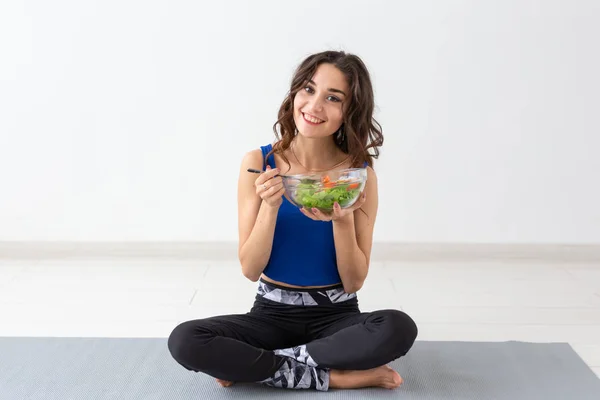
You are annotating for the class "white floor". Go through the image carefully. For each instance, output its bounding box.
[1,258,599,379]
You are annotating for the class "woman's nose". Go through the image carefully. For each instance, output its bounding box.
[307,96,324,112]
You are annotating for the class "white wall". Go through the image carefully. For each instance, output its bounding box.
[1,0,598,244]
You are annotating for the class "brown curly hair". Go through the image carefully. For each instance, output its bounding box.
[266,50,384,171]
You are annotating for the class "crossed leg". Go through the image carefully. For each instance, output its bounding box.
[273,308,418,389]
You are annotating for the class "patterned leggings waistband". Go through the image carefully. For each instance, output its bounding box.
[257,278,357,306]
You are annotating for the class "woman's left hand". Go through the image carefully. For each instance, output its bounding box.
[300,192,366,222]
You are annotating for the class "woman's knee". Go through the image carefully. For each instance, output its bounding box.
[379,309,418,354]
[167,321,192,363]
[167,320,211,369]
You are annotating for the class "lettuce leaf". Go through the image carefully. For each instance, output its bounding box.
[295,184,360,210]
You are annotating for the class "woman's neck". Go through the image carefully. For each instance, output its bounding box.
[290,136,347,172]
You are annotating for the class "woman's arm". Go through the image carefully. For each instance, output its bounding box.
[332,166,379,293]
[237,150,283,281]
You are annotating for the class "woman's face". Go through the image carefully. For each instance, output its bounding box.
[293,63,349,139]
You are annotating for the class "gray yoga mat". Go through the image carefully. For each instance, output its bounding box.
[1,337,599,399]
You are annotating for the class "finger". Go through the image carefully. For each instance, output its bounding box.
[274,186,286,197]
[255,168,280,186]
[259,185,285,200]
[333,202,343,218]
[256,180,283,193]
[260,177,282,191]
[300,207,318,220]
[263,182,284,197]
[263,167,281,179]
[311,208,331,221]
[350,192,367,210]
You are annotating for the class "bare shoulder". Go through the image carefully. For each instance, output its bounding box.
[238,148,265,197]
[355,165,379,221]
[364,165,379,201]
[237,148,266,247]
[240,148,264,171]
[366,165,378,186]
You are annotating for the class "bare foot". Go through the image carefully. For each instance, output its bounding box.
[329,365,403,390]
[216,379,234,387]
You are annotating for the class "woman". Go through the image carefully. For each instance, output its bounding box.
[168,50,418,391]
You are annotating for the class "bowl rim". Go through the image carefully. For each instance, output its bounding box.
[280,167,367,180]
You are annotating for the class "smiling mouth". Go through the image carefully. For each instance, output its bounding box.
[302,112,325,124]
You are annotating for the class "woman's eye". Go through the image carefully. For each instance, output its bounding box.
[302,87,340,103]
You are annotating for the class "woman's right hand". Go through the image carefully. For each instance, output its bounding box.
[255,165,285,208]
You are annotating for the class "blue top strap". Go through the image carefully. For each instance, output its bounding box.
[260,144,276,171]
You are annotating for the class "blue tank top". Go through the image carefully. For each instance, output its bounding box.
[260,143,341,286]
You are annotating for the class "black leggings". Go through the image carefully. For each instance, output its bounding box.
[168,278,418,391]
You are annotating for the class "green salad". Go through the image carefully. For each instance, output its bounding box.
[293,177,361,210]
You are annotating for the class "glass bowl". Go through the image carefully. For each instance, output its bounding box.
[281,168,367,212]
